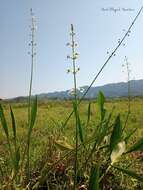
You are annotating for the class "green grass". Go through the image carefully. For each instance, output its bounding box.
[0,97,143,189]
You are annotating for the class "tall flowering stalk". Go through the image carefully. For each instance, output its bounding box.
[122,56,131,130]
[26,8,37,180]
[67,24,80,189]
[28,8,37,124]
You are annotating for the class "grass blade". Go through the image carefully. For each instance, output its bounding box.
[30,96,38,131]
[89,165,100,190]
[73,101,84,144]
[77,114,84,144]
[26,96,38,179]
[0,104,14,168]
[110,115,122,153]
[96,108,114,146]
[86,102,91,126]
[28,96,38,137]
[0,104,9,138]
[14,147,20,173]
[97,91,106,121]
[10,106,17,147]
[126,137,143,153]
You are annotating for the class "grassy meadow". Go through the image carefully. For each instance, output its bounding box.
[1,17,143,190]
[0,97,143,189]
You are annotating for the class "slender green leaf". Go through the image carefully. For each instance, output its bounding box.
[113,166,143,182]
[0,104,9,138]
[0,105,14,164]
[126,137,143,153]
[10,106,17,146]
[96,123,109,146]
[72,101,84,144]
[97,91,106,121]
[14,147,20,172]
[89,165,100,190]
[97,91,105,109]
[28,96,38,136]
[110,115,122,153]
[86,102,91,126]
[96,109,114,146]
[77,114,84,143]
[26,96,38,179]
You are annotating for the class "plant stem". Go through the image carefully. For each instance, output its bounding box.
[123,57,131,131]
[27,9,36,180]
[70,24,78,190]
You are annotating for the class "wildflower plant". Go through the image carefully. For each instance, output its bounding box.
[0,9,38,189]
[26,8,37,181]
[122,56,131,112]
[67,24,81,189]
[0,6,143,190]
[122,56,132,131]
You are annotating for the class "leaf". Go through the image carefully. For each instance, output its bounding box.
[28,96,38,137]
[110,115,122,153]
[0,105,13,164]
[72,101,84,144]
[96,109,114,146]
[113,166,143,182]
[77,114,84,144]
[96,123,109,147]
[86,102,91,126]
[55,140,74,151]
[26,96,38,179]
[0,104,9,138]
[126,137,143,153]
[10,106,17,145]
[14,147,20,172]
[97,91,106,121]
[89,165,100,190]
[30,96,38,129]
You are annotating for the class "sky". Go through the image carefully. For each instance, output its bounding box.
[0,0,143,98]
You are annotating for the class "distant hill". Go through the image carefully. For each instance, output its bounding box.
[38,79,143,100]
[6,79,143,102]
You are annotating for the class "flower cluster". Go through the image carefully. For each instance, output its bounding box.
[68,87,85,96]
[66,24,80,75]
[122,56,131,82]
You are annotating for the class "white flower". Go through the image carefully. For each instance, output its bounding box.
[111,141,126,165]
[78,87,84,93]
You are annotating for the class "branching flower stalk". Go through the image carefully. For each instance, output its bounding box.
[67,24,80,189]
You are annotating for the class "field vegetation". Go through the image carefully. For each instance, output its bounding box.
[0,6,143,190]
[0,97,143,189]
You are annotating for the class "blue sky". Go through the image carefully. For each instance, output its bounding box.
[0,0,143,98]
